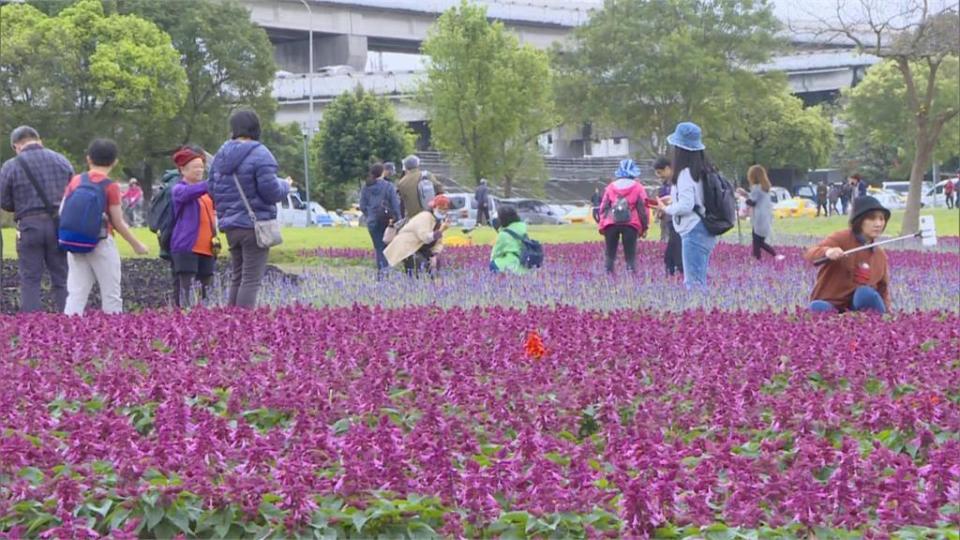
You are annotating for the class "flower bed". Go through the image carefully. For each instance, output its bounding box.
[1,307,958,538]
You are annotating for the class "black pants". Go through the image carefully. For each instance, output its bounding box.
[816,200,828,216]
[947,193,955,209]
[604,225,638,273]
[752,232,777,260]
[477,205,490,226]
[663,219,683,275]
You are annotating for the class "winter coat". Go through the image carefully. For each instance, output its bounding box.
[359,178,401,227]
[170,180,212,254]
[490,220,528,274]
[209,140,289,230]
[384,210,444,267]
[597,179,649,233]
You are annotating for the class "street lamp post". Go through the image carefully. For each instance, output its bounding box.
[296,0,315,225]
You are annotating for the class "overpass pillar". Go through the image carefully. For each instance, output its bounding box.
[274,34,368,72]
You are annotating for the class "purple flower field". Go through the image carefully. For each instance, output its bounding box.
[0,240,958,538]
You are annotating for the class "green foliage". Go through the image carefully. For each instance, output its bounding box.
[261,122,309,192]
[842,58,960,178]
[0,0,188,168]
[420,1,555,196]
[3,0,277,198]
[711,74,835,177]
[552,0,781,157]
[312,87,414,207]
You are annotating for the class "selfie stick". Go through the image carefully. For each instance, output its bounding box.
[813,216,937,266]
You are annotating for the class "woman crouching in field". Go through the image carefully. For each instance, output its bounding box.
[803,195,891,314]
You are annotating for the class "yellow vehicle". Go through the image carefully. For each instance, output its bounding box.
[561,206,596,224]
[773,197,818,219]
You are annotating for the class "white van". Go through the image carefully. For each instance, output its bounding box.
[276,191,346,227]
[446,193,498,228]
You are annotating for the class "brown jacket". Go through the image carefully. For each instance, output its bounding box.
[396,168,444,219]
[803,229,891,310]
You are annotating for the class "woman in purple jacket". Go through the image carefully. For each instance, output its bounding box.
[170,146,218,308]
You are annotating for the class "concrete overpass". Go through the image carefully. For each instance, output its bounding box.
[243,0,879,156]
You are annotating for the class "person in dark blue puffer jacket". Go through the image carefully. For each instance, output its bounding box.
[209,110,291,308]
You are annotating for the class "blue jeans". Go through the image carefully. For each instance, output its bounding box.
[367,222,388,270]
[680,220,716,290]
[810,286,886,314]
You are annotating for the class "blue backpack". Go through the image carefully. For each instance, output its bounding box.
[504,228,544,269]
[58,173,111,253]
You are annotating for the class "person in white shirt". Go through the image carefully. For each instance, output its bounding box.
[654,122,717,290]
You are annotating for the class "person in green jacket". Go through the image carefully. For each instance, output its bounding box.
[489,207,527,274]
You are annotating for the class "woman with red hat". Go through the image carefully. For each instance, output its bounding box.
[384,194,450,276]
[170,146,218,308]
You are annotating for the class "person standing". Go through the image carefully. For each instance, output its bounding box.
[744,165,784,261]
[854,174,868,198]
[170,147,217,308]
[653,157,682,276]
[828,183,840,216]
[597,159,648,274]
[840,180,853,215]
[359,162,401,271]
[944,175,955,209]
[209,110,291,308]
[382,162,397,184]
[0,126,74,312]
[122,178,144,226]
[590,186,602,224]
[62,139,150,315]
[475,178,491,226]
[656,122,718,290]
[396,155,444,219]
[816,181,829,217]
[804,196,891,313]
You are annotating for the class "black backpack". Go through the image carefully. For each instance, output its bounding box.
[147,169,180,260]
[610,195,631,223]
[504,228,544,269]
[695,171,737,236]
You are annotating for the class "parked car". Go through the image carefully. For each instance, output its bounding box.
[561,206,595,224]
[922,180,951,208]
[276,191,348,227]
[794,184,817,202]
[773,197,818,219]
[445,192,499,228]
[495,198,564,225]
[769,186,792,205]
[870,190,907,210]
[882,181,933,197]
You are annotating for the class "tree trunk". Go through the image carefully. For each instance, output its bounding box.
[503,174,513,198]
[901,136,934,236]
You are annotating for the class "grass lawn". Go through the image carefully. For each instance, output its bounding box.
[1,208,956,262]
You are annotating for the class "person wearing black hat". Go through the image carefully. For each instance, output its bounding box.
[803,195,892,313]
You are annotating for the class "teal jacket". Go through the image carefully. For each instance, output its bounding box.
[490,221,528,274]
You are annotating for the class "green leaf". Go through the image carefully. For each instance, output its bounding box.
[144,504,164,530]
[351,512,369,534]
[87,499,112,517]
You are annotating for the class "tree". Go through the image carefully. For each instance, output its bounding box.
[261,122,308,192]
[0,0,188,169]
[312,87,414,208]
[552,0,782,157]
[711,74,835,177]
[842,58,959,181]
[808,0,959,234]
[420,1,555,196]
[11,0,277,200]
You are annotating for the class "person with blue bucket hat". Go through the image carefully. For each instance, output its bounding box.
[654,121,717,290]
[597,158,649,273]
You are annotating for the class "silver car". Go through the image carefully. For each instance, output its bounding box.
[445,193,498,228]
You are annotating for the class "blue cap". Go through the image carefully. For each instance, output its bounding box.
[666,122,705,151]
[615,159,641,179]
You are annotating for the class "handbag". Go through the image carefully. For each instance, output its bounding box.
[383,217,406,244]
[232,173,282,248]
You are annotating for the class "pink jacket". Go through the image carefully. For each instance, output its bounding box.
[598,180,649,233]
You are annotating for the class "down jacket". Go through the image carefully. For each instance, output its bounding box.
[209,140,289,230]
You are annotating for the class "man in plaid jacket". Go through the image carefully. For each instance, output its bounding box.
[0,126,74,312]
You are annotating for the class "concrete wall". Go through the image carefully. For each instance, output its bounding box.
[274,34,369,72]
